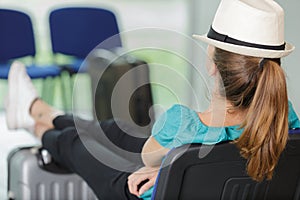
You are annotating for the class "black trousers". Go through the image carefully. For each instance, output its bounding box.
[42,115,148,200]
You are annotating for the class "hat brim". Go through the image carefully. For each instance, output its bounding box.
[193,34,295,58]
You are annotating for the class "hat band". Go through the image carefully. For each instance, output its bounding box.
[207,26,285,51]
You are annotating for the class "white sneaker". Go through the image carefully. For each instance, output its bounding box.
[5,61,39,129]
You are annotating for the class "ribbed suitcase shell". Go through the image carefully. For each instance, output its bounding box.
[7,147,98,200]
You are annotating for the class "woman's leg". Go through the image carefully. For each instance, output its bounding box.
[31,102,147,199]
[30,97,148,153]
[6,61,147,199]
[6,61,148,153]
[30,98,64,129]
[43,126,142,200]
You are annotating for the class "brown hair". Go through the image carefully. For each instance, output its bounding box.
[213,47,289,181]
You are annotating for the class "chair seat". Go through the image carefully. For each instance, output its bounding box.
[49,7,122,76]
[0,64,61,79]
[0,8,66,109]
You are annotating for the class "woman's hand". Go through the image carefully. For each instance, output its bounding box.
[127,166,160,197]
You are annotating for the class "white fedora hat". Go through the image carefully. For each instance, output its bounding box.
[193,0,295,58]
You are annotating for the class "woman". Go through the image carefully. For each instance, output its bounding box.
[5,0,300,199]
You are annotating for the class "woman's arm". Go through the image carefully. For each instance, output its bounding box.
[141,136,170,167]
[127,137,169,197]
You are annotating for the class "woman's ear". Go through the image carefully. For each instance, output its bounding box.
[206,45,218,77]
[208,62,218,76]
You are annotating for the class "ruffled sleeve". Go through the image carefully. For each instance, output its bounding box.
[151,104,201,148]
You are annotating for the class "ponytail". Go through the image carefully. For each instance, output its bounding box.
[236,59,289,181]
[213,47,289,181]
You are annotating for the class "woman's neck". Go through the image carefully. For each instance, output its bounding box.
[198,96,247,127]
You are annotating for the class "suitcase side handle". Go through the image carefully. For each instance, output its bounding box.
[36,147,73,174]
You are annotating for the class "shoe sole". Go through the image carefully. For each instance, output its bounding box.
[5,64,20,129]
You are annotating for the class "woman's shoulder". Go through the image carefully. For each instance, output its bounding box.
[152,104,201,134]
[151,104,204,148]
[162,104,198,122]
[165,104,195,114]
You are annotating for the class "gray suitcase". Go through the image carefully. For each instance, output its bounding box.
[7,147,98,200]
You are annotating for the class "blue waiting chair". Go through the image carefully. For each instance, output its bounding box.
[49,7,122,74]
[152,129,300,200]
[0,9,62,104]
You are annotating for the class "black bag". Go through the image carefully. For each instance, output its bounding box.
[87,48,153,137]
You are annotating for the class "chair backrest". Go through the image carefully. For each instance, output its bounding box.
[0,9,36,62]
[153,129,300,200]
[49,7,122,59]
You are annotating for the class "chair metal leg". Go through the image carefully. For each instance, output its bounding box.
[60,70,73,112]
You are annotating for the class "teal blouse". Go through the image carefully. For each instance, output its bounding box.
[140,101,300,200]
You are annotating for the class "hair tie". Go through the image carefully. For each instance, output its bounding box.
[259,58,268,68]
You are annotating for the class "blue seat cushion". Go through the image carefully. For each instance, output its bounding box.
[0,64,61,79]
